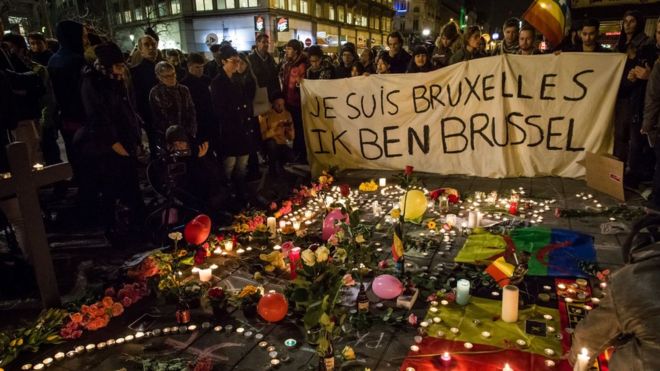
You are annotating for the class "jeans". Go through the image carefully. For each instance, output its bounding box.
[223,155,249,182]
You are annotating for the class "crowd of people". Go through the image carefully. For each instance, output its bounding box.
[0,13,659,244]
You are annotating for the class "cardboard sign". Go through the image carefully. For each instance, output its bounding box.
[585,152,624,201]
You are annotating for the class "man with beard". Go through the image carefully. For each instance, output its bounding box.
[248,33,281,100]
[493,18,520,55]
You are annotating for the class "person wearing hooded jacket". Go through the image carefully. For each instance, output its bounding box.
[569,215,660,371]
[80,42,144,235]
[335,42,358,78]
[47,20,88,182]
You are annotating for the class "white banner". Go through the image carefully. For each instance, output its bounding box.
[301,53,626,178]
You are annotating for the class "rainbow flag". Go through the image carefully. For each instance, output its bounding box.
[511,227,595,277]
[523,0,570,47]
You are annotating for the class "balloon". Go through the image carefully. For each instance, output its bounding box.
[399,190,427,222]
[322,209,349,241]
[372,274,404,300]
[184,214,211,245]
[257,292,289,322]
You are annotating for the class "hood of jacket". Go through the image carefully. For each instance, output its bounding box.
[55,20,84,55]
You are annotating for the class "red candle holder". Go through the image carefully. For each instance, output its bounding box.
[440,352,452,367]
[289,247,301,279]
[508,201,518,215]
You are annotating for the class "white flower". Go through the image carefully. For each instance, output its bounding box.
[315,245,330,263]
[168,232,183,241]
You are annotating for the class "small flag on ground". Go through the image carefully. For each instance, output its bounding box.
[485,257,516,287]
[523,0,570,47]
[392,223,404,262]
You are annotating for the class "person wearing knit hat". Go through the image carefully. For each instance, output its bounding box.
[407,45,433,73]
[336,42,358,78]
[432,21,461,68]
[95,42,124,70]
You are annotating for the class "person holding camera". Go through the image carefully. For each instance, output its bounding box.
[79,42,144,238]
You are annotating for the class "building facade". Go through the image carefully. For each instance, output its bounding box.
[105,0,395,54]
[391,0,459,41]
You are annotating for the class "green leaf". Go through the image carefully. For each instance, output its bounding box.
[303,300,324,329]
[179,256,194,266]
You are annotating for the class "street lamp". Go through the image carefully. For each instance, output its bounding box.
[492,32,499,40]
[422,29,430,37]
[129,34,135,43]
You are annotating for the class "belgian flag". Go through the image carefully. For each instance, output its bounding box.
[523,0,571,47]
[392,223,405,262]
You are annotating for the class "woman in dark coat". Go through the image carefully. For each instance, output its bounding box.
[210,45,252,201]
[79,42,144,233]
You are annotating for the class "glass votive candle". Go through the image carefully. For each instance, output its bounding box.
[54,352,65,361]
[410,345,420,352]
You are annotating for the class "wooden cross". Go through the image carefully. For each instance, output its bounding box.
[0,142,72,308]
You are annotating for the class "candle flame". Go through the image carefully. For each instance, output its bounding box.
[581,348,589,356]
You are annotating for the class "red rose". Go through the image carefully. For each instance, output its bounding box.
[404,165,414,176]
[194,248,207,265]
[339,184,350,197]
[208,287,225,300]
[447,194,459,204]
[428,189,442,200]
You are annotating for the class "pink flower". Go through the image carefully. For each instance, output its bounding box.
[342,274,356,286]
[554,207,562,218]
[378,260,389,269]
[270,202,278,210]
[327,234,339,246]
[281,241,294,258]
[122,296,133,307]
[408,313,418,326]
[426,293,438,302]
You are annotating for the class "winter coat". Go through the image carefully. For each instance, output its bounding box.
[248,51,281,101]
[642,60,660,139]
[180,73,216,144]
[233,69,259,152]
[130,59,158,129]
[306,63,335,80]
[569,243,660,371]
[280,53,307,108]
[210,68,252,156]
[80,65,141,157]
[389,50,412,74]
[449,47,486,65]
[47,20,87,123]
[334,62,353,79]
[149,83,197,139]
[31,50,53,67]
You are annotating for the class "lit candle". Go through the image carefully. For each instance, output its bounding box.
[273,244,281,251]
[501,285,519,323]
[574,348,589,371]
[410,345,420,352]
[292,221,301,231]
[379,178,387,187]
[236,248,245,255]
[279,220,286,229]
[456,279,471,305]
[445,214,457,226]
[224,240,233,251]
[289,247,301,279]
[196,267,212,282]
[441,352,451,366]
[503,363,513,371]
[267,217,277,237]
[467,211,478,228]
[33,163,44,171]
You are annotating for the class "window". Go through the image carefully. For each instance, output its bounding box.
[217,0,234,8]
[123,10,132,22]
[135,7,143,20]
[196,0,213,10]
[315,3,322,17]
[337,6,344,22]
[157,0,168,16]
[346,11,352,25]
[328,5,334,20]
[113,1,121,24]
[413,6,419,12]
[412,19,418,31]
[239,0,257,7]
[171,0,181,13]
[145,3,154,16]
[288,0,297,11]
[300,0,308,13]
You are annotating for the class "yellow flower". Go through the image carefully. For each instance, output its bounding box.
[390,208,401,219]
[301,249,316,266]
[319,175,328,184]
[241,223,249,231]
[256,224,268,232]
[333,248,347,263]
[358,180,378,192]
[253,271,263,281]
[239,285,259,297]
[355,234,366,244]
[341,345,356,360]
[427,220,437,230]
[264,265,275,272]
[168,232,183,241]
[315,245,330,263]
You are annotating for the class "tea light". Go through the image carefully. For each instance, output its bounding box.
[54,352,65,361]
[259,341,269,347]
[125,334,135,342]
[440,300,449,306]
[414,335,423,344]
[268,351,278,358]
[273,244,281,251]
[304,210,313,219]
[543,314,553,320]
[547,326,555,333]
[591,297,601,304]
[213,325,222,332]
[187,325,197,331]
[107,339,116,346]
[116,338,125,344]
[544,348,555,356]
[599,282,607,289]
[433,317,442,323]
[420,321,429,329]
[379,178,387,187]
[481,331,491,338]
[33,163,44,171]
[267,346,276,352]
[42,358,53,366]
[430,307,438,313]
[244,331,253,338]
[32,364,44,370]
[463,342,473,349]
[279,220,286,229]
[516,339,526,346]
[284,338,297,347]
[450,327,459,334]
[136,331,145,339]
[86,344,96,352]
[97,342,107,349]
[21,364,33,370]
[66,351,76,358]
[437,330,445,337]
[441,352,452,364]
[545,359,556,367]
[565,297,573,303]
[236,327,245,334]
[410,345,420,352]
[255,333,264,340]
[542,285,552,291]
[584,305,593,311]
[270,359,281,367]
[557,283,566,290]
[431,300,439,306]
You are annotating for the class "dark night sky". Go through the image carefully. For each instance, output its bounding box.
[472,0,532,32]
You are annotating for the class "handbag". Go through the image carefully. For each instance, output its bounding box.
[252,85,271,116]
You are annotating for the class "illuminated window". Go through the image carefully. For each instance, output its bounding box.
[346,11,352,24]
[300,0,308,13]
[157,0,168,16]
[338,6,344,22]
[239,0,257,6]
[361,15,367,26]
[135,7,143,20]
[196,0,213,10]
[328,5,334,20]
[217,0,234,8]
[315,2,321,17]
[171,0,181,13]
[288,0,297,11]
[274,0,285,8]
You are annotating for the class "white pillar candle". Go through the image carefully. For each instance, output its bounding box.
[267,217,277,237]
[304,210,313,219]
[292,221,301,231]
[224,240,233,251]
[198,267,212,282]
[445,214,457,226]
[279,220,286,229]
[574,348,590,371]
[378,178,387,187]
[455,279,471,305]
[468,211,478,228]
[501,285,519,323]
[476,212,483,227]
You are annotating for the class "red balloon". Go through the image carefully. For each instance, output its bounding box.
[184,214,212,245]
[257,292,288,322]
[194,214,212,231]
